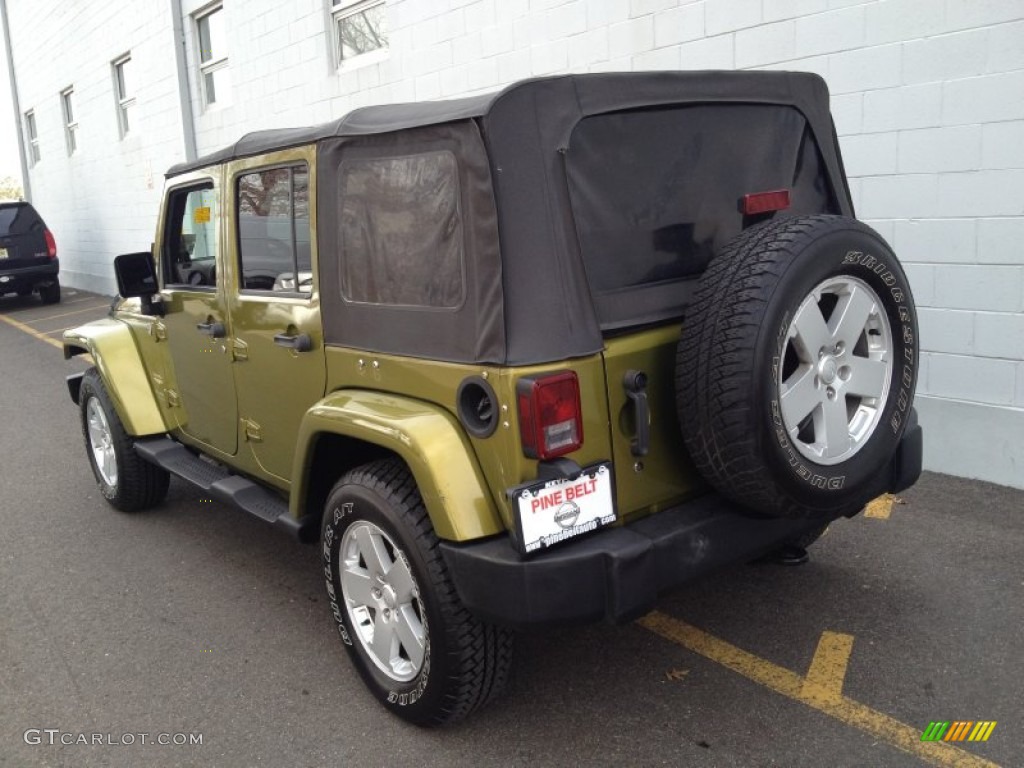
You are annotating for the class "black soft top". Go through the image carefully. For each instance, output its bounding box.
[167,71,840,178]
[170,72,851,366]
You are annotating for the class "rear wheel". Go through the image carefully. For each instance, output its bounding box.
[322,458,513,726]
[39,279,60,304]
[79,369,170,512]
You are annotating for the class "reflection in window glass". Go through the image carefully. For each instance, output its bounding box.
[339,151,463,308]
[164,185,218,287]
[333,0,388,64]
[237,165,311,293]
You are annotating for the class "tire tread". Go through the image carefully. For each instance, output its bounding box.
[80,368,170,513]
[676,214,898,519]
[336,458,513,725]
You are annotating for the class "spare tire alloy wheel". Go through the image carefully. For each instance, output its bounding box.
[676,214,918,519]
[779,275,892,466]
[322,459,512,726]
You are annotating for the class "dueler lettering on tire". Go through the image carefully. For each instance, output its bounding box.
[676,215,918,519]
[320,458,512,726]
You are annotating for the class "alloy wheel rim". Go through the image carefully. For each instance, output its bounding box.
[86,397,118,487]
[777,275,893,466]
[340,521,426,683]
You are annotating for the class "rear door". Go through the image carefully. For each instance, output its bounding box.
[0,203,51,269]
[224,148,326,485]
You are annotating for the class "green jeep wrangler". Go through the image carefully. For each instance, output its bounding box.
[64,72,922,726]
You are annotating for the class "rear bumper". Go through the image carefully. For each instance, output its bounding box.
[0,261,59,292]
[440,409,923,627]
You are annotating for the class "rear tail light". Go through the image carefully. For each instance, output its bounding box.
[43,228,57,259]
[516,371,583,460]
[741,189,791,216]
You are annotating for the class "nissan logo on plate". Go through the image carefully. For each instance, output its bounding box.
[553,501,580,529]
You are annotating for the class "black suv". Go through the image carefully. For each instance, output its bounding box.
[0,201,60,303]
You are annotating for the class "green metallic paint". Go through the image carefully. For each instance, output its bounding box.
[63,318,169,437]
[601,325,707,521]
[224,147,327,486]
[292,389,504,541]
[320,347,616,533]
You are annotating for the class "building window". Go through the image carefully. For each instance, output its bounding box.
[113,54,135,138]
[332,0,388,67]
[24,110,40,164]
[196,4,230,108]
[61,88,78,156]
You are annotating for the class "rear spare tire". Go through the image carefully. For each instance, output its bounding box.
[676,214,918,519]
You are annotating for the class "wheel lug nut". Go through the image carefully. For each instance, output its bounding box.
[826,387,836,400]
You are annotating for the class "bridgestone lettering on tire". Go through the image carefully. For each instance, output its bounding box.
[79,368,170,512]
[676,215,919,519]
[321,458,513,726]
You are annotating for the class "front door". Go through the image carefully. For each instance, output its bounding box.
[157,175,238,456]
[225,150,326,484]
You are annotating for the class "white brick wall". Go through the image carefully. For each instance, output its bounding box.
[8,0,1024,487]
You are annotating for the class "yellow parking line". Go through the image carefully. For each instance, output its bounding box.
[23,303,111,323]
[801,631,854,704]
[865,494,895,519]
[0,312,92,364]
[46,294,100,306]
[637,611,1001,768]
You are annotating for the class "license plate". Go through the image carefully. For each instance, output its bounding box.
[0,248,7,259]
[509,462,615,555]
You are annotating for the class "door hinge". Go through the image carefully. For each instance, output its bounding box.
[242,418,262,443]
[149,320,167,341]
[231,338,249,361]
[165,389,181,408]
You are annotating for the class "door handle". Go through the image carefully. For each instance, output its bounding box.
[196,320,226,338]
[273,332,312,352]
[623,369,650,457]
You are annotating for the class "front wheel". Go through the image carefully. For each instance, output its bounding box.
[322,459,513,726]
[79,369,170,512]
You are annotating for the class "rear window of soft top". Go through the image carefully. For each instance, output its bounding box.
[565,103,838,331]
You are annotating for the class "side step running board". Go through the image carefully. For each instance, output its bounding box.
[134,437,316,542]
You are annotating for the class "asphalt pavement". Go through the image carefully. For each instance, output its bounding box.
[1,290,1021,768]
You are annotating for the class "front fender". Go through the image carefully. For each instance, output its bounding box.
[292,390,504,542]
[63,319,168,436]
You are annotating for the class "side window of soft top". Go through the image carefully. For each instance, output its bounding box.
[162,182,218,288]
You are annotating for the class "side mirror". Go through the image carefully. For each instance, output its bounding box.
[114,252,163,316]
